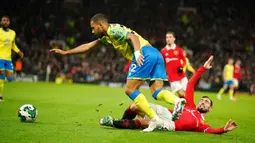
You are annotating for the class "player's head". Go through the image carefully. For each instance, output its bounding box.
[166,31,176,46]
[197,96,213,113]
[1,15,10,28]
[90,13,108,38]
[235,59,241,65]
[227,58,234,65]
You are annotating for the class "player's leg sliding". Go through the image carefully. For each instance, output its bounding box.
[99,115,142,129]
[0,75,5,102]
[152,89,186,121]
[122,105,137,120]
[129,90,163,132]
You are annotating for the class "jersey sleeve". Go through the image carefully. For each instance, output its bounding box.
[185,66,207,106]
[11,32,20,53]
[108,25,128,41]
[187,65,195,73]
[198,123,225,134]
[186,58,195,73]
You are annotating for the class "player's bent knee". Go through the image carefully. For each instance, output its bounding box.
[125,87,136,96]
[129,104,138,112]
[229,85,234,89]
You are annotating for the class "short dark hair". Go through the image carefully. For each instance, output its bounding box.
[90,13,108,23]
[201,96,213,107]
[166,31,176,38]
[1,15,10,20]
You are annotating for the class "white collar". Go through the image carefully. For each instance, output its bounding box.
[166,44,176,50]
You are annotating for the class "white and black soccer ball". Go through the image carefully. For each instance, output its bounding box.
[18,104,38,122]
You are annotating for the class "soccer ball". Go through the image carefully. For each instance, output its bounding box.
[18,104,38,122]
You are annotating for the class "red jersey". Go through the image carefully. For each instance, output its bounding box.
[160,45,186,82]
[172,66,225,134]
[234,64,242,80]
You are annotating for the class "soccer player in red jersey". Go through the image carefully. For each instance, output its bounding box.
[233,59,242,95]
[100,56,238,134]
[160,31,187,98]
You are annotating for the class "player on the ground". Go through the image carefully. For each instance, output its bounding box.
[100,56,238,134]
[160,32,187,98]
[217,58,235,101]
[233,59,242,95]
[0,15,24,102]
[50,13,186,132]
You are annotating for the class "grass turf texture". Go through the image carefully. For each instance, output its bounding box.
[0,82,255,143]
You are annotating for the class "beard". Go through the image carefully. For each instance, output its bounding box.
[94,32,104,39]
[197,107,208,113]
[1,24,9,31]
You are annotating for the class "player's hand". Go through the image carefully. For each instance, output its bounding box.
[136,55,144,66]
[18,51,24,59]
[203,55,214,69]
[224,119,238,132]
[49,49,68,55]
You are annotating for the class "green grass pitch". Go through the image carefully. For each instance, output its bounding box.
[0,82,255,143]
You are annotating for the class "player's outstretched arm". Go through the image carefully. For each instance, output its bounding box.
[185,56,214,105]
[198,119,237,134]
[49,40,101,55]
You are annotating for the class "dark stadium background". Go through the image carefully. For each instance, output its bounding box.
[0,0,254,93]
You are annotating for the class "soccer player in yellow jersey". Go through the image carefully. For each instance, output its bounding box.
[0,15,24,102]
[183,57,195,73]
[182,50,195,74]
[217,58,235,101]
[50,13,186,132]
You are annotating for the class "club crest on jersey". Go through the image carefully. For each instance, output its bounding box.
[165,53,168,56]
[174,51,179,55]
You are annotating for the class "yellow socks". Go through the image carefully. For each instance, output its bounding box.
[229,89,234,98]
[0,80,4,97]
[218,88,224,95]
[129,90,156,119]
[152,89,179,105]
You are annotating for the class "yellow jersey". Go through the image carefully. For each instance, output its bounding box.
[183,57,195,73]
[0,28,20,61]
[98,24,150,61]
[223,64,234,80]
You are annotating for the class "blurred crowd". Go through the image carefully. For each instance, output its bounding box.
[1,0,254,91]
